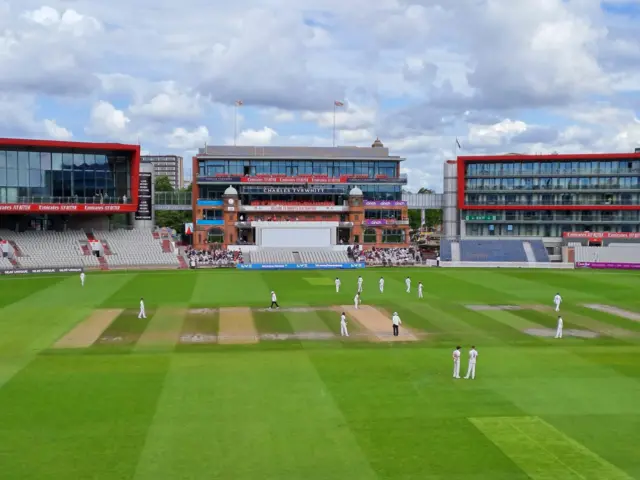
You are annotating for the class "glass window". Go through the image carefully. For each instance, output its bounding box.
[95,155,107,165]
[62,153,73,167]
[18,167,28,187]
[17,151,28,169]
[29,170,42,188]
[363,228,377,243]
[0,169,5,186]
[52,153,62,170]
[382,229,405,243]
[7,151,18,169]
[0,151,5,168]
[85,154,95,166]
[28,152,41,170]
[73,154,84,167]
[207,228,224,243]
[6,169,18,187]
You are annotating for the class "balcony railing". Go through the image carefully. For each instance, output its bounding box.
[465,199,640,206]
[14,196,132,204]
[466,168,640,177]
[465,185,640,192]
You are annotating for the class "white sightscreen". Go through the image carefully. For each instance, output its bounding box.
[261,228,331,247]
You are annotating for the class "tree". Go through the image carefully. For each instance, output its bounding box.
[407,187,442,230]
[155,175,174,192]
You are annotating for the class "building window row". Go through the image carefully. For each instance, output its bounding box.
[466,176,639,191]
[364,209,404,220]
[198,160,399,178]
[465,192,639,206]
[466,223,640,237]
[198,184,402,202]
[464,210,640,222]
[466,160,640,177]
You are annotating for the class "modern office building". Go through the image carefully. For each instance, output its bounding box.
[0,138,149,231]
[142,155,183,189]
[190,139,410,249]
[449,152,640,239]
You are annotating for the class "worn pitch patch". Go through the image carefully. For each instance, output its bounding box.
[524,328,599,338]
[54,309,122,348]
[343,305,418,342]
[218,307,258,344]
[583,304,640,322]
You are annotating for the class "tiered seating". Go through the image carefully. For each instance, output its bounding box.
[440,239,452,261]
[95,229,180,267]
[529,240,550,262]
[459,240,528,262]
[0,256,14,269]
[299,250,350,263]
[575,245,640,263]
[0,229,100,268]
[250,249,296,264]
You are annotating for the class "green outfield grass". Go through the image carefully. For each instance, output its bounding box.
[1,267,640,479]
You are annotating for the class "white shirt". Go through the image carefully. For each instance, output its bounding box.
[453,349,460,362]
[354,295,359,302]
[341,314,346,325]
[468,349,478,364]
[80,273,85,279]
[140,300,145,310]
[405,278,411,286]
[379,278,384,286]
[554,295,562,304]
[358,277,363,285]
[418,283,423,291]
[392,314,401,326]
[271,293,277,302]
[557,317,563,328]
[335,279,340,286]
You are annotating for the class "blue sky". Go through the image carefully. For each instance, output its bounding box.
[1,0,639,192]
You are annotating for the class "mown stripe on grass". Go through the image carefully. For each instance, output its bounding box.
[134,308,187,352]
[94,310,153,352]
[469,416,633,480]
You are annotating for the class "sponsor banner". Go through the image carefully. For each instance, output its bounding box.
[237,262,366,270]
[154,205,191,211]
[0,204,134,213]
[1,267,83,275]
[196,219,224,226]
[363,200,407,206]
[243,186,347,194]
[576,262,640,270]
[563,232,640,239]
[365,219,396,225]
[198,175,406,184]
[197,176,242,183]
[241,205,347,212]
[196,199,224,206]
[136,172,152,220]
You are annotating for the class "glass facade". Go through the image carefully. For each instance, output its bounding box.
[0,148,132,204]
[465,159,640,207]
[198,184,402,201]
[199,159,399,178]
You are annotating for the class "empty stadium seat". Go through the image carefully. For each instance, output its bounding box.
[95,229,179,267]
[459,240,528,262]
[529,240,550,262]
[575,245,640,263]
[440,239,452,261]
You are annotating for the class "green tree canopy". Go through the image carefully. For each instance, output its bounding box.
[155,175,174,192]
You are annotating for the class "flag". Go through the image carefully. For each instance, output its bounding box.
[456,138,462,149]
[235,100,243,106]
[334,100,344,107]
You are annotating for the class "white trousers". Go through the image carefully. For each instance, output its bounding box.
[358,285,362,293]
[340,323,349,336]
[453,360,460,378]
[138,309,146,319]
[555,327,562,338]
[418,290,423,298]
[336,285,340,293]
[354,300,359,309]
[81,279,85,286]
[465,362,476,379]
[406,285,410,293]
[555,304,560,312]
[380,286,384,293]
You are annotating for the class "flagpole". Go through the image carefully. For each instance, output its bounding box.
[333,102,336,147]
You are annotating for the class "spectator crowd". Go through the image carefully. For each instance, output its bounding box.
[185,247,243,267]
[348,245,421,266]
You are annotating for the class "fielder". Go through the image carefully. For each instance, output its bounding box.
[554,293,562,312]
[80,271,85,287]
[418,282,423,298]
[354,293,360,309]
[340,312,349,337]
[379,277,384,293]
[335,277,341,293]
[452,346,461,378]
[464,346,478,379]
[269,291,280,310]
[357,276,363,293]
[138,297,146,319]
[405,276,411,293]
[555,316,563,338]
[392,311,402,336]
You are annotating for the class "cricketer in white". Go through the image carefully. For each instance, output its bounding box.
[335,277,341,293]
[138,298,146,319]
[452,346,461,379]
[555,316,563,338]
[464,347,478,379]
[554,293,562,312]
[340,312,349,337]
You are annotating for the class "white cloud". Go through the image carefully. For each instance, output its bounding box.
[86,101,130,137]
[166,126,210,149]
[43,119,73,140]
[236,127,278,145]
